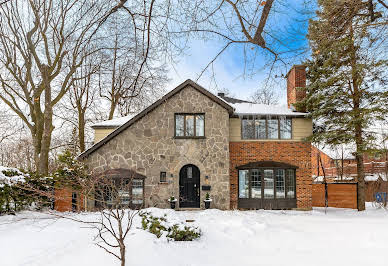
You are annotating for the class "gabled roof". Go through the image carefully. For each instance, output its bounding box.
[79,79,234,159]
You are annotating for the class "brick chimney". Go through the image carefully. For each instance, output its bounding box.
[286,65,306,110]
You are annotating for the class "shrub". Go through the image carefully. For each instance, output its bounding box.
[0,167,54,215]
[140,212,201,241]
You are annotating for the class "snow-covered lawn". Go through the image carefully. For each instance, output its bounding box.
[1,204,387,266]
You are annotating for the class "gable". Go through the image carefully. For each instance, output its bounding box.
[79,79,234,159]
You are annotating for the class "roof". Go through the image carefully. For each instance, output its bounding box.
[231,102,307,117]
[236,161,299,169]
[92,115,135,129]
[217,93,253,104]
[79,79,234,159]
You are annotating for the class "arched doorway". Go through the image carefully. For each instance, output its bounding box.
[179,164,200,208]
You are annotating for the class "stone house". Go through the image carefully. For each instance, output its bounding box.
[55,65,314,211]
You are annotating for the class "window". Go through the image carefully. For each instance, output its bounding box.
[187,166,193,179]
[238,167,296,200]
[251,169,262,198]
[255,119,266,139]
[132,179,144,205]
[175,114,205,138]
[160,172,167,183]
[238,170,249,198]
[267,119,279,139]
[98,178,144,208]
[264,170,274,198]
[286,169,295,198]
[241,116,292,140]
[276,169,285,198]
[280,117,292,139]
[242,118,254,139]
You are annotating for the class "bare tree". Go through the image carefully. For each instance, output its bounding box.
[97,12,168,120]
[64,51,100,152]
[250,86,279,105]
[0,0,111,174]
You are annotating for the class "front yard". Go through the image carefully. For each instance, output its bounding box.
[1,204,387,266]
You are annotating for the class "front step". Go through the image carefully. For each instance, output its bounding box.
[177,208,202,211]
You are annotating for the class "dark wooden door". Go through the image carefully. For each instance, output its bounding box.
[179,164,200,208]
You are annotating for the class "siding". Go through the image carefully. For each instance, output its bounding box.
[94,128,116,143]
[229,117,312,142]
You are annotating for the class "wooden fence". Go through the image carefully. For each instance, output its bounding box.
[312,183,358,209]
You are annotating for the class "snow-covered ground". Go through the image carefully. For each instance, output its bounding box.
[1,204,387,266]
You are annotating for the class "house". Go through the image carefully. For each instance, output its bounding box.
[311,144,388,182]
[55,65,314,211]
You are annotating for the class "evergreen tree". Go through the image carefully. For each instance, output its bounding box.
[303,0,388,210]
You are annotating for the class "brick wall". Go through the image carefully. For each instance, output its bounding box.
[311,146,337,177]
[230,141,312,209]
[287,65,306,110]
[54,188,84,212]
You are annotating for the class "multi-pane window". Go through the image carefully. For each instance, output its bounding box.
[286,169,295,198]
[264,170,274,198]
[132,179,144,205]
[238,168,295,199]
[255,119,266,139]
[175,114,205,138]
[99,178,144,208]
[242,119,255,139]
[241,116,292,140]
[280,117,292,139]
[238,170,249,198]
[267,119,279,139]
[275,169,285,198]
[251,169,262,198]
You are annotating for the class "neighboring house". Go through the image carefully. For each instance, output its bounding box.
[312,145,388,182]
[56,65,314,211]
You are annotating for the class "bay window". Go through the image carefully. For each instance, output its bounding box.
[237,162,297,209]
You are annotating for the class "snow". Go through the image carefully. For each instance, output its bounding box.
[365,173,387,181]
[91,115,135,128]
[1,205,388,266]
[231,102,307,117]
[0,166,26,187]
[91,102,307,130]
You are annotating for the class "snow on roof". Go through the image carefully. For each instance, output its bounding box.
[365,173,387,182]
[92,115,135,128]
[0,166,26,187]
[231,102,307,117]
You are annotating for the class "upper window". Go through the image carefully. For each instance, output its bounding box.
[242,116,292,140]
[175,114,205,138]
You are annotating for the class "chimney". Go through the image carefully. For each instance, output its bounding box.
[286,65,306,111]
[218,92,225,98]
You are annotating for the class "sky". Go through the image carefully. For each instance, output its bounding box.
[166,0,315,105]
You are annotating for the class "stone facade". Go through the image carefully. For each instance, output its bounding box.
[229,141,312,210]
[85,85,231,209]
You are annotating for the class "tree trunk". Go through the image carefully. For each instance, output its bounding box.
[355,130,366,211]
[38,69,54,175]
[78,110,86,152]
[120,244,125,266]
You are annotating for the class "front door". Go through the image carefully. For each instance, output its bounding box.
[179,164,200,208]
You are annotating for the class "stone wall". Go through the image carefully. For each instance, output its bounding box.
[230,141,312,209]
[85,85,231,209]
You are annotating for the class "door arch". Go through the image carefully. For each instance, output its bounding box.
[179,164,200,208]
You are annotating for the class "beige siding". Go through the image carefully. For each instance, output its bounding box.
[94,128,116,143]
[292,118,313,140]
[229,117,312,142]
